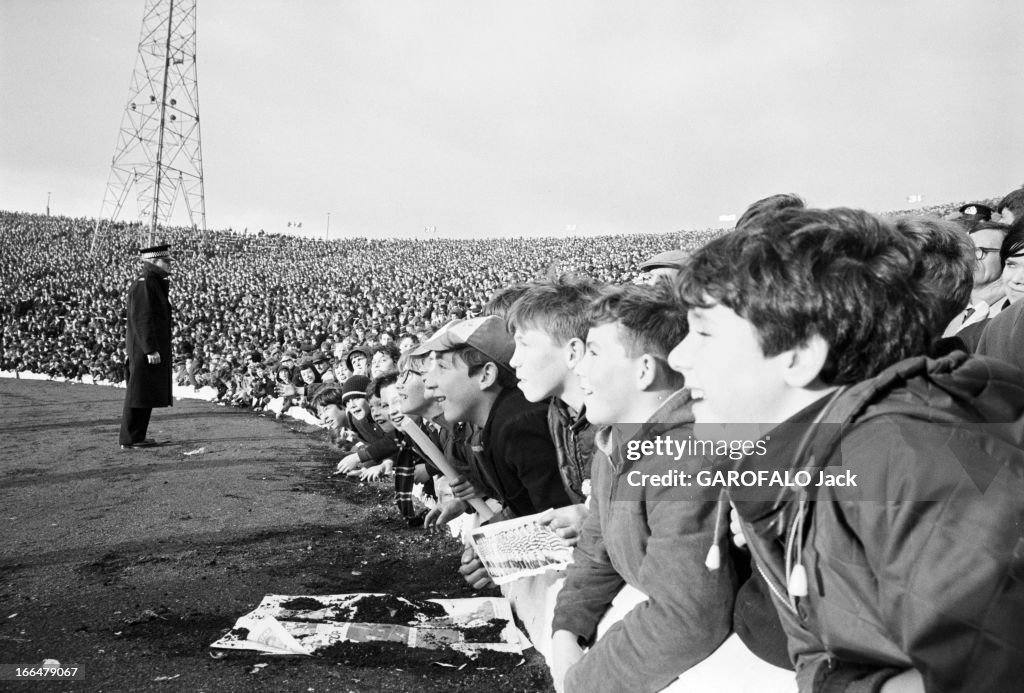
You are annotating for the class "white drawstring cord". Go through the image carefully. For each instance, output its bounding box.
[786,495,809,602]
[704,492,727,571]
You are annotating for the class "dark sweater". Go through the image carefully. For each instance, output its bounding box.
[476,387,571,518]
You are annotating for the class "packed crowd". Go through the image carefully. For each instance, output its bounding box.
[4,185,1024,693]
[0,210,721,392]
[0,197,1005,393]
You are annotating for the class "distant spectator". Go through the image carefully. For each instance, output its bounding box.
[369,343,400,378]
[345,346,370,377]
[0,210,729,388]
[956,202,995,230]
[397,332,419,354]
[966,223,1024,359]
[638,249,690,282]
[998,222,1024,306]
[997,185,1024,225]
[943,221,1010,339]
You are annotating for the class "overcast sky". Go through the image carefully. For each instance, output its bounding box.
[2,0,1021,239]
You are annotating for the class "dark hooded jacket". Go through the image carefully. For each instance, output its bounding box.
[734,352,1024,693]
[477,387,571,518]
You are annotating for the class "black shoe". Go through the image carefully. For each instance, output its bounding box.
[121,438,160,450]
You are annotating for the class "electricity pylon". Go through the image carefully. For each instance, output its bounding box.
[91,0,206,252]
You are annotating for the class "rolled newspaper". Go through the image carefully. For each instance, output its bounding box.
[399,418,494,520]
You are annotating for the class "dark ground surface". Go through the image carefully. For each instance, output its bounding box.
[0,378,554,692]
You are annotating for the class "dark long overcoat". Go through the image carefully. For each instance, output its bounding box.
[124,263,173,408]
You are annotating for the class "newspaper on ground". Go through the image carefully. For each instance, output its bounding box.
[469,512,574,585]
[209,593,531,656]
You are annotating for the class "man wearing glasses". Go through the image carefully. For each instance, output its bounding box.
[120,244,174,449]
[944,221,1009,339]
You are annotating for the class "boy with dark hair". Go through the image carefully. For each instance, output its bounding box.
[894,216,976,357]
[397,332,419,354]
[550,283,737,693]
[669,206,1024,693]
[735,192,805,230]
[894,216,975,335]
[369,343,400,378]
[997,184,1024,225]
[309,385,355,449]
[295,356,323,407]
[507,276,602,539]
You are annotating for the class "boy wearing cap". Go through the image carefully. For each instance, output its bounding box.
[417,316,571,590]
[638,249,689,282]
[550,283,735,693]
[669,207,1024,693]
[333,374,400,479]
[311,352,334,383]
[418,316,570,522]
[120,244,174,449]
[345,346,370,377]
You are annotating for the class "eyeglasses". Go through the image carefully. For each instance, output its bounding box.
[975,247,1001,261]
[398,368,423,384]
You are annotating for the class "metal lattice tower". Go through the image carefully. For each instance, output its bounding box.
[91,0,205,251]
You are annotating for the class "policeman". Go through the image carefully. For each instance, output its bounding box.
[119,244,173,449]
